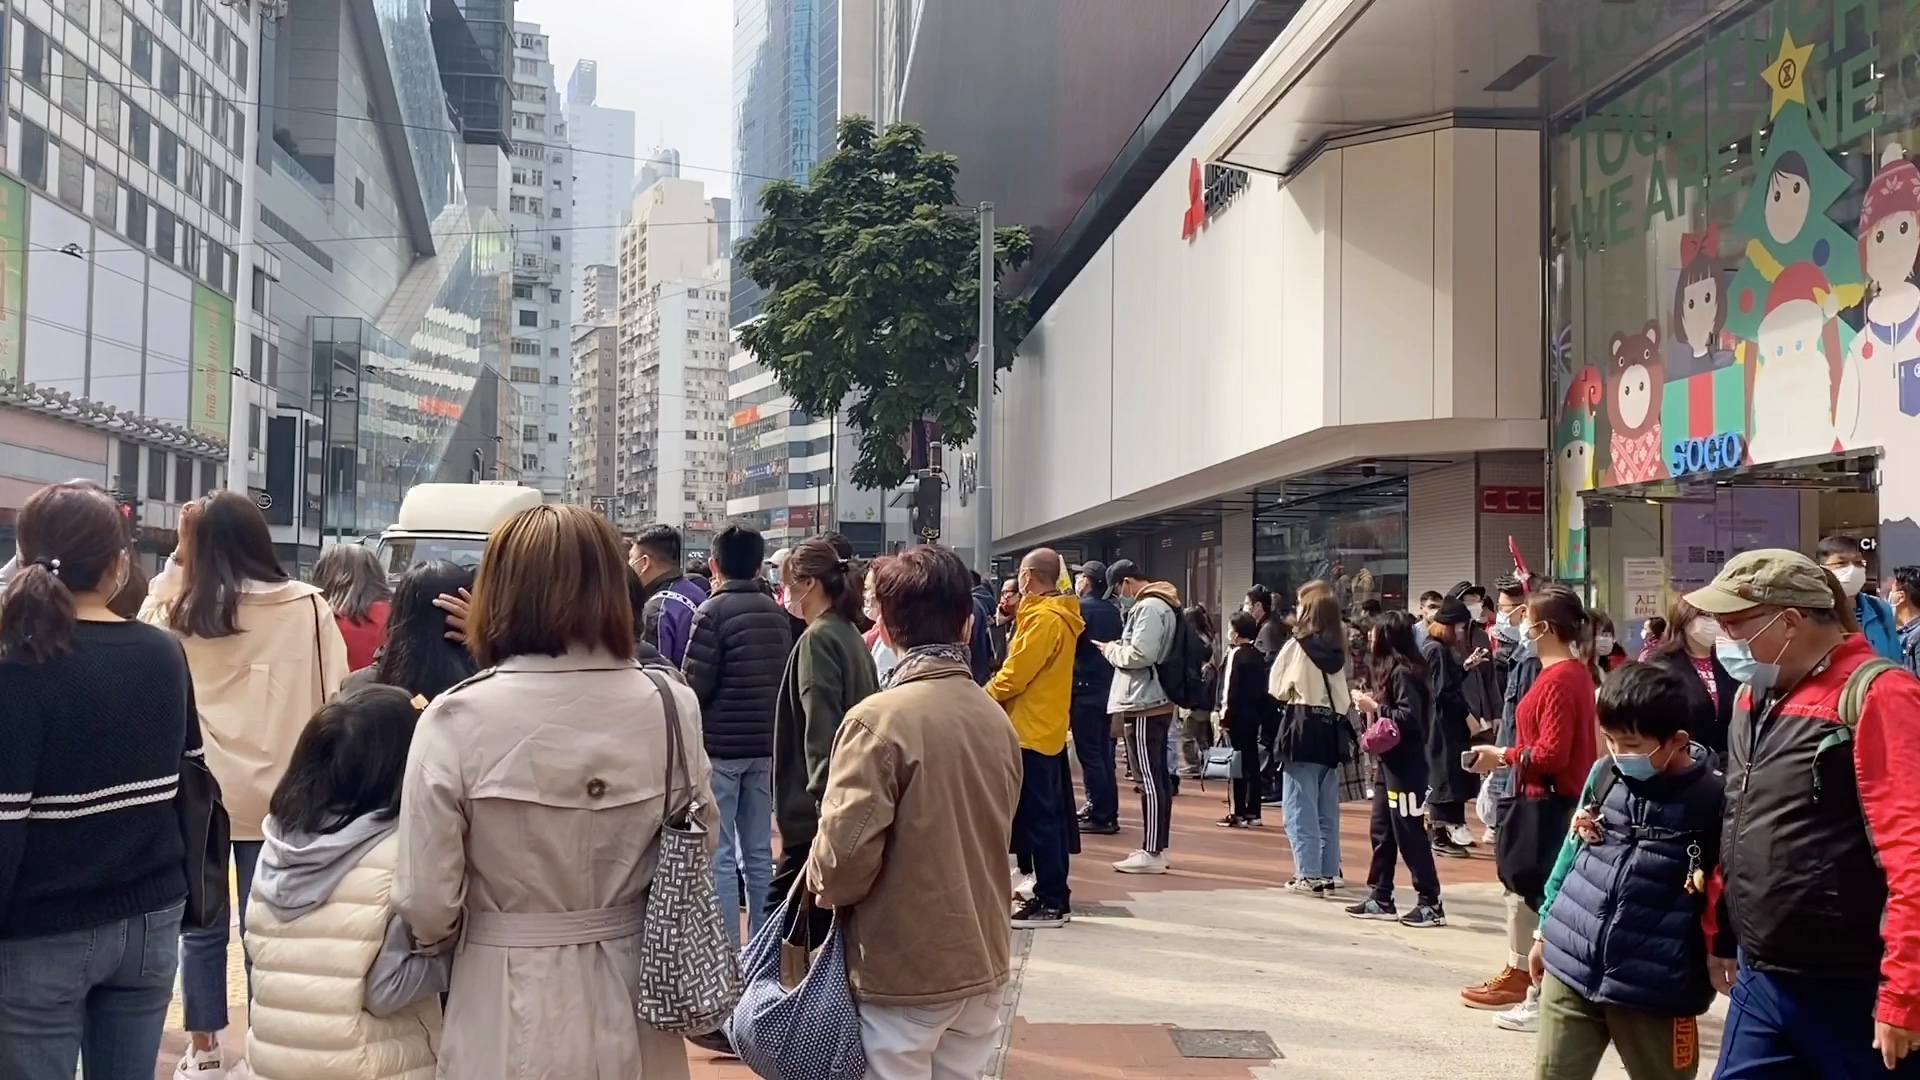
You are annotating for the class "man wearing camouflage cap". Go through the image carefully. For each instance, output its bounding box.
[1688,549,1920,1074]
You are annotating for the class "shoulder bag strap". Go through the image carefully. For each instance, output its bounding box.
[310,594,327,708]
[642,668,694,825]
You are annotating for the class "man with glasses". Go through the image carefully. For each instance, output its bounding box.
[1686,549,1920,1075]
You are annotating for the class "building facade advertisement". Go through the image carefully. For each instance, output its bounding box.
[0,174,25,384]
[189,284,234,439]
[1550,0,1920,576]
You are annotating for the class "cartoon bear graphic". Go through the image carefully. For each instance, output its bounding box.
[1605,320,1667,485]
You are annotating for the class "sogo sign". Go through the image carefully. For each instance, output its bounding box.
[1182,158,1250,240]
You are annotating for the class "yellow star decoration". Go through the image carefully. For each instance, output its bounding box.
[1761,29,1817,118]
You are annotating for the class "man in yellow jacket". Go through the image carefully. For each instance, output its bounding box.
[987,547,1086,929]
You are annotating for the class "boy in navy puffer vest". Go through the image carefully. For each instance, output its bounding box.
[1528,662,1727,1079]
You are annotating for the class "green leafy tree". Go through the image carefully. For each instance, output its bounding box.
[735,116,1033,490]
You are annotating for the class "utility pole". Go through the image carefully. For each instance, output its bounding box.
[974,201,994,579]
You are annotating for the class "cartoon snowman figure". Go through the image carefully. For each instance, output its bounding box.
[1750,262,1843,465]
[1840,144,1920,449]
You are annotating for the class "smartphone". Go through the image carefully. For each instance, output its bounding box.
[1460,750,1479,771]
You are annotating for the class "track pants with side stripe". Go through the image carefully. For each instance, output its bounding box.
[1368,785,1441,907]
[1122,710,1175,855]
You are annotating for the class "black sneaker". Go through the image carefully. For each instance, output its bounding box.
[1399,903,1447,928]
[1345,897,1398,920]
[1011,899,1070,929]
[1432,837,1472,859]
[1082,820,1121,835]
[1312,878,1339,897]
[687,1030,737,1057]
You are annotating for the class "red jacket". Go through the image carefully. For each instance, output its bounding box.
[335,600,389,673]
[1503,658,1598,799]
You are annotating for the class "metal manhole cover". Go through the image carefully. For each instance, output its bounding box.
[1071,902,1134,918]
[1168,1028,1283,1060]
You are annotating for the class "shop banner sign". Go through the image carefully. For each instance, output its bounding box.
[189,284,234,439]
[0,174,25,384]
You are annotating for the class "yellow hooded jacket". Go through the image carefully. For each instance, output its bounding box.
[985,592,1086,754]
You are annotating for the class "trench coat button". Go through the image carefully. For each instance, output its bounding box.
[586,778,607,798]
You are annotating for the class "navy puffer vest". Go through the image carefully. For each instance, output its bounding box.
[1541,752,1724,1017]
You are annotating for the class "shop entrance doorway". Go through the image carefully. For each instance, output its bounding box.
[1580,453,1879,653]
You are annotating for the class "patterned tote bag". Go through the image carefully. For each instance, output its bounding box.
[636,669,742,1033]
[727,887,867,1080]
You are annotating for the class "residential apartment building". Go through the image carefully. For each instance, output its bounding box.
[562,60,632,324]
[506,22,569,497]
[0,0,256,561]
[613,176,724,540]
[568,261,616,507]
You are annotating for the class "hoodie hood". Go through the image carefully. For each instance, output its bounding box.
[1301,634,1346,674]
[1019,591,1087,638]
[237,579,327,606]
[1134,581,1182,611]
[253,813,396,921]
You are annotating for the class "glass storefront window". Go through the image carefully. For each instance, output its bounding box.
[1548,0,1920,583]
[1253,478,1408,617]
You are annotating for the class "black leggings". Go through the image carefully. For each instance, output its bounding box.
[1228,718,1263,820]
[1368,784,1442,907]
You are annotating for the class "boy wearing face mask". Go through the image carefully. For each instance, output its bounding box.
[1819,535,1902,662]
[1526,663,1726,1079]
[1890,566,1920,676]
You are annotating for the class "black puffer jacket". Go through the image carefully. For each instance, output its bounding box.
[682,579,796,759]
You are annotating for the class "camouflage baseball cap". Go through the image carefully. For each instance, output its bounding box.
[1683,548,1837,614]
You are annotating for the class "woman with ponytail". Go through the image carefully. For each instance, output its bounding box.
[769,537,880,919]
[0,483,198,1077]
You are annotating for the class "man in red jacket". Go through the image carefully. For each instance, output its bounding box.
[1687,549,1920,1074]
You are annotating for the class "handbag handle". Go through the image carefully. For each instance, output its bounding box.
[310,595,329,708]
[643,669,698,827]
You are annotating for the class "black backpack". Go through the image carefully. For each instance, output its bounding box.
[1155,607,1213,710]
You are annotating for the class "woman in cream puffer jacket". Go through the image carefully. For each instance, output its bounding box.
[242,686,449,1080]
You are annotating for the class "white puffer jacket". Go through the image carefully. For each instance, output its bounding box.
[245,833,442,1080]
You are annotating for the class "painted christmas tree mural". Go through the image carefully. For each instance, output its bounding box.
[1726,29,1865,342]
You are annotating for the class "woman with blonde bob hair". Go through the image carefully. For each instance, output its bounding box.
[394,504,713,1079]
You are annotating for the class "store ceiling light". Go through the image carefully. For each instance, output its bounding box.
[1485,54,1556,93]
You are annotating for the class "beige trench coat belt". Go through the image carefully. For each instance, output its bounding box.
[462,903,647,948]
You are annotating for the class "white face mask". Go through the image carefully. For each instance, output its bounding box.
[1684,618,1719,653]
[1595,632,1616,654]
[784,580,812,619]
[1466,601,1485,620]
[1830,563,1866,598]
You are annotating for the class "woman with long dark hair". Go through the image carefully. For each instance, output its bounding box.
[1269,584,1352,895]
[1463,583,1601,1034]
[141,491,347,1075]
[1347,611,1444,927]
[0,483,198,1077]
[343,560,477,704]
[1652,597,1736,758]
[1176,605,1218,779]
[312,544,392,672]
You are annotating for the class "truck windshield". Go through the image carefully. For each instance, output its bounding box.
[376,535,487,578]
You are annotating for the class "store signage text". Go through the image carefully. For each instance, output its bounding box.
[1182,159,1250,240]
[1668,432,1745,477]
[1479,486,1546,514]
[1565,1,1882,259]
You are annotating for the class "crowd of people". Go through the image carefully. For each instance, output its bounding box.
[5,474,1920,1079]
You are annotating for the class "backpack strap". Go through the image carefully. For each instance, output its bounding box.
[1812,657,1903,801]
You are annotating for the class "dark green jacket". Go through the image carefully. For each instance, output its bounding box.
[772,612,880,842]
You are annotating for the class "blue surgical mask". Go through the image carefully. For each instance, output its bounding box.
[1116,594,1135,612]
[1714,638,1761,684]
[1612,751,1660,781]
[1493,619,1522,645]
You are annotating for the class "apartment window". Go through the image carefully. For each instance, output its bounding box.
[160,48,181,100]
[522,454,539,471]
[207,165,226,217]
[124,187,148,244]
[509,365,540,383]
[99,0,122,54]
[249,333,265,379]
[173,456,192,502]
[130,20,152,80]
[193,2,209,47]
[59,60,87,117]
[154,208,176,261]
[515,58,538,76]
[21,24,50,94]
[93,166,116,224]
[549,319,560,329]
[183,150,204,200]
[184,74,206,123]
[512,283,532,300]
[251,266,269,314]
[226,177,241,221]
[228,107,244,153]
[146,448,166,499]
[94,82,120,141]
[65,0,90,29]
[548,288,560,304]
[199,459,217,496]
[549,375,559,385]
[162,0,181,25]
[116,440,140,496]
[249,404,263,450]
[128,105,150,163]
[509,195,527,213]
[354,178,364,208]
[551,207,561,219]
[522,424,538,441]
[547,433,558,443]
[20,123,47,189]
[233,39,247,90]
[57,146,83,209]
[267,341,278,385]
[157,129,178,183]
[517,310,538,327]
[212,21,228,67]
[550,235,561,251]
[209,90,227,143]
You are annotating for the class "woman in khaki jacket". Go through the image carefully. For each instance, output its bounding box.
[141,491,348,1075]
[806,545,1023,1079]
[394,504,714,1080]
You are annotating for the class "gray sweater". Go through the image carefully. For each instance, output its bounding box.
[1098,586,1179,714]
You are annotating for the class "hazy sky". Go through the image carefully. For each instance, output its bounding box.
[518,0,736,202]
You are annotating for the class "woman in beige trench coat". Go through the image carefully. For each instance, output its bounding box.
[394,505,716,1079]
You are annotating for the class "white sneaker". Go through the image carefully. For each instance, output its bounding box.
[175,1043,228,1079]
[1492,987,1540,1032]
[1447,823,1476,849]
[1481,825,1497,845]
[1012,872,1036,901]
[1112,850,1169,875]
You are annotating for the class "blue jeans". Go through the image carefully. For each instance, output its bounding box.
[1282,761,1342,880]
[179,839,263,1034]
[1717,957,1920,1077]
[0,902,184,1080]
[710,757,774,951]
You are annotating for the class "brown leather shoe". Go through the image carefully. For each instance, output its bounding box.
[1460,965,1530,1010]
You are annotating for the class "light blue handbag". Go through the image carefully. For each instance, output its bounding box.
[725,887,866,1080]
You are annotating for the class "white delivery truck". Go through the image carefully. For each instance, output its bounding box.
[371,482,543,577]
